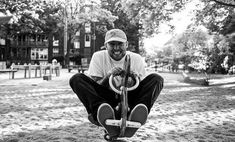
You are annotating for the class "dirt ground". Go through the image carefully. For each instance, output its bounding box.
[0,70,235,142]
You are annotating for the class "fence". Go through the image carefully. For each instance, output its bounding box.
[10,63,62,79]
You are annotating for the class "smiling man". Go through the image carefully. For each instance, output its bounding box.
[69,29,164,138]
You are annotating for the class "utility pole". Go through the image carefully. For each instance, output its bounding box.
[92,22,96,55]
[64,3,68,67]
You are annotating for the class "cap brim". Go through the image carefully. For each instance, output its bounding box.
[105,37,127,44]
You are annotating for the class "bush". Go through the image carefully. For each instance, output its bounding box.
[70,55,82,65]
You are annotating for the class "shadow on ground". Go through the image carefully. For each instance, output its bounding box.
[0,72,234,142]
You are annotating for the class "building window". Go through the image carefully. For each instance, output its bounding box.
[74,41,80,49]
[31,48,48,60]
[74,35,80,49]
[85,34,91,47]
[53,36,59,46]
[53,48,59,54]
[53,40,59,46]
[0,37,5,45]
[85,23,91,33]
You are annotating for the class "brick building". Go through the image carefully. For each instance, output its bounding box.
[0,21,105,68]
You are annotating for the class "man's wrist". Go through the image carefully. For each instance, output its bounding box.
[104,73,111,81]
[107,71,112,76]
[99,74,110,85]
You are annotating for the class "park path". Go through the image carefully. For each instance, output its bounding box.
[0,70,235,142]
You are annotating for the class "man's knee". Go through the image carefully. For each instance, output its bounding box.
[69,73,85,87]
[148,73,164,85]
[148,74,164,106]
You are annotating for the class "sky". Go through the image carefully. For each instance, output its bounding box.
[143,0,204,54]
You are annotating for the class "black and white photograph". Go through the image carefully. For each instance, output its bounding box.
[0,0,235,142]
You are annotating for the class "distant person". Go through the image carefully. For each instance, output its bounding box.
[69,29,164,137]
[52,59,57,65]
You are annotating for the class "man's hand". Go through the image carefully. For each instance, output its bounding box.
[126,71,139,87]
[108,67,124,76]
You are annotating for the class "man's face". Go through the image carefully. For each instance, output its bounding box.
[106,41,127,61]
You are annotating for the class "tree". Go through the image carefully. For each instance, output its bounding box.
[170,29,210,71]
[206,34,231,73]
[0,0,59,34]
[100,0,141,52]
[194,0,235,69]
[0,0,117,64]
[31,1,63,63]
[120,0,192,37]
[0,0,63,63]
[210,0,235,7]
[56,0,117,65]
[58,0,117,39]
[193,1,233,34]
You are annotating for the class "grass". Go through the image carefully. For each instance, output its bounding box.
[187,72,235,80]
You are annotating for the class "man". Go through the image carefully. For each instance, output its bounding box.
[69,29,164,137]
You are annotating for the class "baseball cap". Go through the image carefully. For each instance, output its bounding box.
[104,29,127,44]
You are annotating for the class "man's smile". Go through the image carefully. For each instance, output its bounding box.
[113,51,121,55]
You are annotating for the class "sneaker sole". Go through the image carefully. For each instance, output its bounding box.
[124,104,148,137]
[97,103,119,137]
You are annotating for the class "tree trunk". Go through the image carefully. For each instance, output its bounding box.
[66,35,71,67]
[48,32,53,63]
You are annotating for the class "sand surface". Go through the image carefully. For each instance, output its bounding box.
[0,70,234,142]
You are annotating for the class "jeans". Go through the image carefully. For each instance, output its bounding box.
[69,73,164,122]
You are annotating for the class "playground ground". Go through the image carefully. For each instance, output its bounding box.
[0,69,235,142]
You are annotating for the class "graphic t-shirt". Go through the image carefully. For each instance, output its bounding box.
[87,50,146,81]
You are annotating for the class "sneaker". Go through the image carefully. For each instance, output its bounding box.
[124,104,148,137]
[88,113,100,126]
[97,103,119,137]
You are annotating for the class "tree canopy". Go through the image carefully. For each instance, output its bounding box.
[1,0,235,73]
[0,0,118,34]
[120,0,189,36]
[117,0,235,37]
[1,0,235,39]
